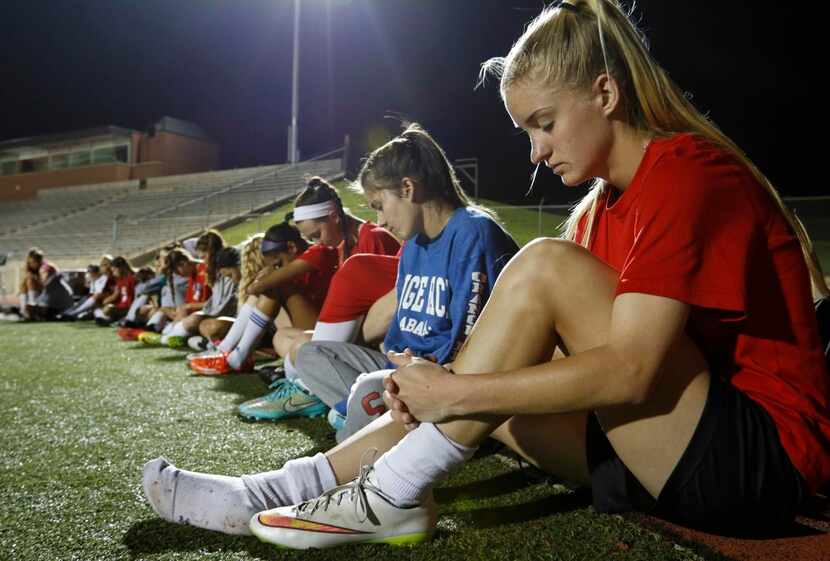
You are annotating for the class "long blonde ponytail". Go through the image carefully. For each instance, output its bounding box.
[481,0,828,297]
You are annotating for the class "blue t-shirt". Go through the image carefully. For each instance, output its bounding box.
[383,207,518,364]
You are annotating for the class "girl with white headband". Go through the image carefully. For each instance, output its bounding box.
[266,176,400,381]
[188,177,399,376]
[189,220,339,375]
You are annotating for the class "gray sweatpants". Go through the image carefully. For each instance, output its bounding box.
[296,341,392,442]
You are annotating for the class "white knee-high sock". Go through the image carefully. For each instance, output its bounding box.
[125,294,148,322]
[71,296,96,316]
[146,310,166,332]
[142,453,336,535]
[227,308,269,369]
[373,423,477,506]
[218,303,253,353]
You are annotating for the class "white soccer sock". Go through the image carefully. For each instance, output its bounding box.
[161,321,189,344]
[27,290,39,303]
[311,319,362,344]
[218,303,253,353]
[147,310,164,328]
[125,294,148,322]
[284,354,299,381]
[93,308,109,320]
[242,453,337,509]
[227,308,269,369]
[373,423,477,506]
[143,457,256,535]
[142,453,336,535]
[18,294,29,318]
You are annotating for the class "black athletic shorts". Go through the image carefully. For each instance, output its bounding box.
[585,374,807,532]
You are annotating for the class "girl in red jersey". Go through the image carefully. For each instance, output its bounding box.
[271,176,400,374]
[189,221,339,375]
[326,0,827,540]
[158,230,234,348]
[139,249,211,345]
[96,256,136,325]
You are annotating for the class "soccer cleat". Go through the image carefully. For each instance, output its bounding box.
[187,335,209,352]
[249,465,436,549]
[117,327,146,341]
[327,408,346,432]
[166,336,188,349]
[190,351,253,376]
[256,364,286,387]
[186,349,219,363]
[138,331,163,346]
[238,379,328,421]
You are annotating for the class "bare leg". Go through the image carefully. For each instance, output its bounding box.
[435,239,709,498]
[288,332,312,364]
[273,327,309,358]
[199,318,232,340]
[326,239,708,498]
[180,312,204,334]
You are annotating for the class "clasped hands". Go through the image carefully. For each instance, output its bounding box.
[383,349,460,432]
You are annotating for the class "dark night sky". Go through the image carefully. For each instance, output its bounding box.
[0,1,817,204]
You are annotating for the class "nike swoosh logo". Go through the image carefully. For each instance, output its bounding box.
[258,513,371,534]
[284,396,322,413]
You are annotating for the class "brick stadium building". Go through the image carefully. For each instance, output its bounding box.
[0,117,218,202]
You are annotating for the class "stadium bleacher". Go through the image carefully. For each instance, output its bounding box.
[0,157,342,295]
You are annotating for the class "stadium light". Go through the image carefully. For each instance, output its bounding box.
[287,0,301,164]
[287,0,351,164]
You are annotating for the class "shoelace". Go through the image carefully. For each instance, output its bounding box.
[264,379,297,402]
[294,449,379,524]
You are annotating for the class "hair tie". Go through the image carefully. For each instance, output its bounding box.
[261,239,289,254]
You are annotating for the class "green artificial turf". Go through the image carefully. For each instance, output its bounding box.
[0,322,730,561]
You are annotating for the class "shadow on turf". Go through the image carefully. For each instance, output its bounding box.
[435,487,592,534]
[123,519,279,559]
[154,353,191,362]
[205,372,273,403]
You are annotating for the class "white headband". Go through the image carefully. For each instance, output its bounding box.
[293,200,337,221]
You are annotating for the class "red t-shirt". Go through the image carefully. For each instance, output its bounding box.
[318,253,401,323]
[338,221,400,264]
[295,244,340,308]
[185,263,211,304]
[581,133,830,494]
[115,274,136,310]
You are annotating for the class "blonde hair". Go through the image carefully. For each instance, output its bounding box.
[238,234,266,309]
[481,0,828,297]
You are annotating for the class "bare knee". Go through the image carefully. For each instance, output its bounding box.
[199,319,223,339]
[288,333,311,364]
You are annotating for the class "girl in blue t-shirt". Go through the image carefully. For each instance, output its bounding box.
[237,124,519,432]
[141,123,518,535]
